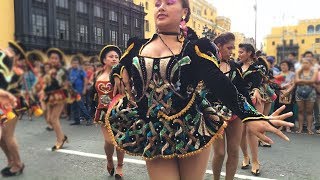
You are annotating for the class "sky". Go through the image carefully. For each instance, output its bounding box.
[209,0,320,47]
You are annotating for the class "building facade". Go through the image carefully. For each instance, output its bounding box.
[132,0,155,38]
[232,32,246,59]
[133,0,231,39]
[0,0,15,49]
[264,18,320,61]
[12,0,145,55]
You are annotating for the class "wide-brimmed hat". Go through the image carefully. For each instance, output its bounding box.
[8,41,26,60]
[99,45,122,65]
[26,50,46,64]
[46,48,66,65]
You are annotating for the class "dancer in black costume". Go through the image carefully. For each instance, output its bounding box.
[105,0,293,179]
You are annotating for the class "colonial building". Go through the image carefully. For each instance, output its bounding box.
[7,0,145,55]
[264,18,320,61]
[0,0,15,49]
[232,32,246,59]
[133,0,231,39]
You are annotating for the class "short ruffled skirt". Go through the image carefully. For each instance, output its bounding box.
[211,103,238,123]
[44,89,67,105]
[250,85,277,104]
[45,89,80,105]
[104,94,227,160]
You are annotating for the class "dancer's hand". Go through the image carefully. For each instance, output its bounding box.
[113,68,130,97]
[252,89,265,105]
[0,89,17,108]
[245,105,294,144]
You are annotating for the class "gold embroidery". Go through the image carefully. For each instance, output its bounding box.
[237,68,243,78]
[157,93,196,121]
[195,45,219,67]
[104,112,227,160]
[120,65,125,76]
[113,73,122,79]
[242,115,268,123]
[121,43,134,60]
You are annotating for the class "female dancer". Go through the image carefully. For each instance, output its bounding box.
[26,50,46,104]
[39,62,54,131]
[211,33,252,180]
[0,89,17,138]
[256,53,277,147]
[107,1,292,179]
[92,45,125,178]
[44,48,68,151]
[0,41,25,177]
[238,43,269,176]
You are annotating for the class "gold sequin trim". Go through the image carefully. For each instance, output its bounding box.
[120,66,125,76]
[121,43,134,60]
[104,112,228,161]
[157,93,196,121]
[242,115,268,123]
[195,45,219,67]
[113,73,122,79]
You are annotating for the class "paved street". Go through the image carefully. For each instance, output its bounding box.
[1,116,320,180]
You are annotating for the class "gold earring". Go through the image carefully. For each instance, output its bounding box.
[182,16,186,20]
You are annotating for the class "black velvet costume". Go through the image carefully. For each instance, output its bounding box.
[0,51,22,94]
[106,35,268,160]
[0,51,26,113]
[208,60,253,122]
[241,58,276,104]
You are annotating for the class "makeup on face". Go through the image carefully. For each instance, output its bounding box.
[155,0,177,7]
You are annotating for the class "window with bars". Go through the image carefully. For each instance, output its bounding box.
[123,33,130,47]
[290,39,293,45]
[77,24,88,42]
[109,11,118,22]
[55,0,68,8]
[94,27,104,44]
[35,0,46,3]
[145,20,150,32]
[124,15,128,25]
[110,30,118,45]
[76,1,87,13]
[94,5,103,18]
[32,14,47,37]
[56,19,69,40]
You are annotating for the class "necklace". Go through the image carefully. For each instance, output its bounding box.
[158,32,180,36]
[158,34,181,58]
[158,34,183,91]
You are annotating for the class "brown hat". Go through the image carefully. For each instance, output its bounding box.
[46,48,66,66]
[26,50,46,65]
[99,45,122,65]
[8,41,26,60]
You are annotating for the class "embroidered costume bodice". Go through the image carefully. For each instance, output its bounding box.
[113,35,266,123]
[242,60,267,92]
[0,51,22,94]
[95,80,113,109]
[107,35,269,159]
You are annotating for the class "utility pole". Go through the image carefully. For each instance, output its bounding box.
[254,0,257,49]
[282,14,285,61]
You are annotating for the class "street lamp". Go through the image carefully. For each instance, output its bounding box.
[202,25,216,40]
[253,0,257,49]
[202,25,209,38]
